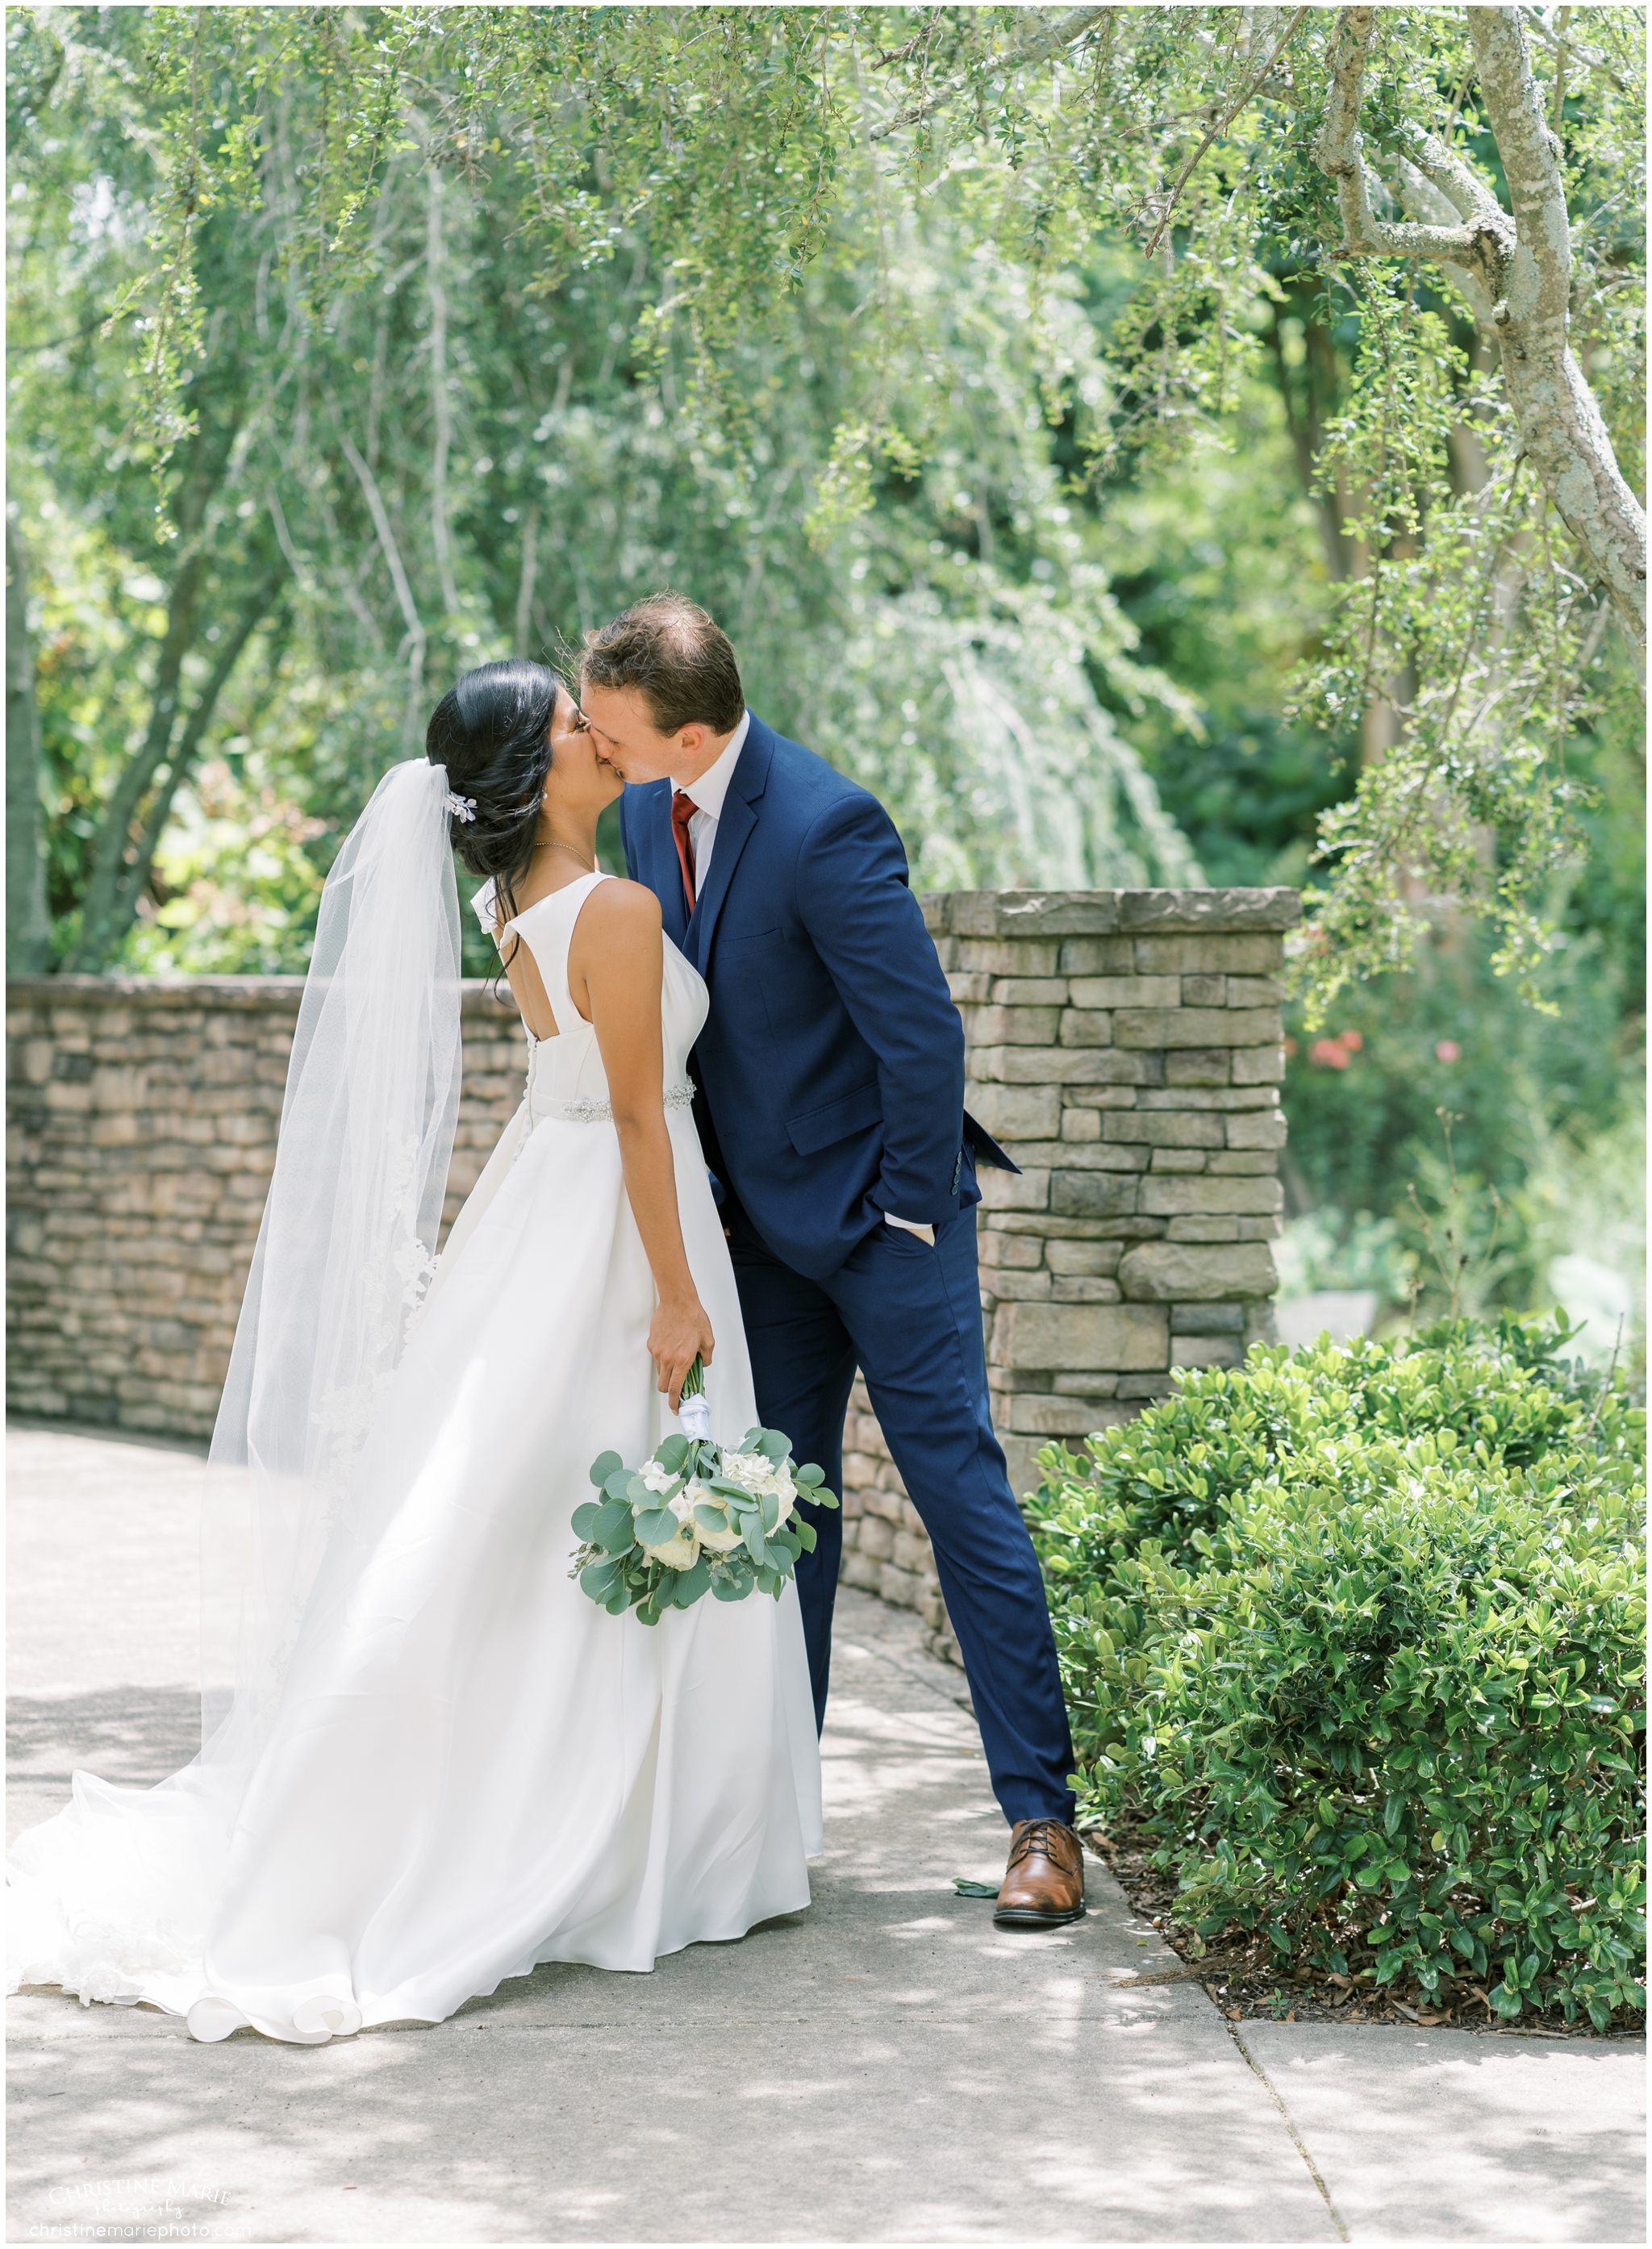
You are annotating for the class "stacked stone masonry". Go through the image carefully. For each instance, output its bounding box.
[836,887,1298,1667]
[6,976,525,1442]
[7,887,1295,1671]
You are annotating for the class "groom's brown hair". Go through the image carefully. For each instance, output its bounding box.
[581,594,745,736]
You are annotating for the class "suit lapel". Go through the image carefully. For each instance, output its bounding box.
[629,780,689,950]
[688,719,772,977]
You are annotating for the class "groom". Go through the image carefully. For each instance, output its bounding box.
[582,594,1083,1928]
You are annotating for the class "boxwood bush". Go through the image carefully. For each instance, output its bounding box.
[1029,1316,1646,2029]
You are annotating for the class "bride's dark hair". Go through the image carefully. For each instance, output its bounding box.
[425,658,562,933]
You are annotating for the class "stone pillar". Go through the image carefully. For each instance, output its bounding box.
[836,887,1297,1665]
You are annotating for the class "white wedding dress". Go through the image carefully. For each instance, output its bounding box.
[6,870,822,2043]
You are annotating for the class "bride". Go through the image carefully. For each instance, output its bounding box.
[6,660,822,2044]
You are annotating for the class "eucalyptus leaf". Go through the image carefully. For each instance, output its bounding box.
[590,1450,623,1489]
[673,1557,713,1607]
[594,1500,636,1554]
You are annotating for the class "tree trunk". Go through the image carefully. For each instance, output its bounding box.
[1315,4,1646,645]
[6,517,52,973]
[61,550,203,970]
[1466,6,1646,643]
[65,567,281,971]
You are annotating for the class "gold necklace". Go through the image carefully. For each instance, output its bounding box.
[533,839,596,872]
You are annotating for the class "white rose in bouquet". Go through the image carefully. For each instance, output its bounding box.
[723,1451,798,1529]
[640,1486,701,1571]
[683,1477,744,1554]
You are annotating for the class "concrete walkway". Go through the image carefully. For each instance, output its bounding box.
[7,1425,1646,2245]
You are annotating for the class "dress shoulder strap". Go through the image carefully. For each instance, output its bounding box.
[509,870,609,1035]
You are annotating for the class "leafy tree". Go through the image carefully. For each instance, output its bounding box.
[9,5,1209,973]
[7,6,1644,1010]
[7,15,287,969]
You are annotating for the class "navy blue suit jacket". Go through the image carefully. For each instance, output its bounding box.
[620,714,1012,1280]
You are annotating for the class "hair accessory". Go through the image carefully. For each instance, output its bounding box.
[444,790,478,824]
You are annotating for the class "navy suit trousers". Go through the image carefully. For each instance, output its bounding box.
[726,1198,1077,1826]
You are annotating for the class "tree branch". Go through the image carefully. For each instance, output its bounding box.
[513,503,538,659]
[1388,158,1497,328]
[106,569,284,953]
[338,424,428,724]
[1519,6,1630,96]
[868,5,1112,143]
[1466,5,1646,640]
[1466,7,1570,336]
[63,552,202,969]
[427,165,459,616]
[1315,9,1509,275]
[1395,124,1505,227]
[6,517,52,971]
[1142,6,1312,258]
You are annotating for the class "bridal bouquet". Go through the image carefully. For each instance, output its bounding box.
[570,1359,838,1626]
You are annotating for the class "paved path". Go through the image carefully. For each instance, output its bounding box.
[7,1426,1646,2244]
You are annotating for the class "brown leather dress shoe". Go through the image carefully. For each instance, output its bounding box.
[994,1817,1087,1929]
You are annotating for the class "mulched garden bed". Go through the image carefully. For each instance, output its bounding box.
[1083,1817,1646,2043]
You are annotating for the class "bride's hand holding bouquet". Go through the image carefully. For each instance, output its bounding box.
[647,1289,715,1414]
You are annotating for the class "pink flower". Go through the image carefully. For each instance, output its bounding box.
[1435,1040,1462,1063]
[1310,1038,1352,1070]
[1337,1029,1363,1052]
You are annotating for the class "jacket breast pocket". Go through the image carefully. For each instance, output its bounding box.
[785,1080,883,1157]
[714,927,784,958]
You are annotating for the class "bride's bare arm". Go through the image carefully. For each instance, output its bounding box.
[574,882,715,1410]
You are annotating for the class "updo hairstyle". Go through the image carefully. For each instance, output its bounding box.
[425,659,561,938]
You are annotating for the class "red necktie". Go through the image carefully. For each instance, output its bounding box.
[670,790,697,916]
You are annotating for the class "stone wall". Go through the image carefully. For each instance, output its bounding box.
[836,887,1298,1665]
[7,886,1295,1651]
[6,976,527,1441]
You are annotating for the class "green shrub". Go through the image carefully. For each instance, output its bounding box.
[1030,1317,1646,2028]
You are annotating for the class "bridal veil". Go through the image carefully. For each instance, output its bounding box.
[200,757,463,1775]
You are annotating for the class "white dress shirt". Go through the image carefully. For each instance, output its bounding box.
[671,710,749,895]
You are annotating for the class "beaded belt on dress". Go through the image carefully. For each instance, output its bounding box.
[535,1081,695,1124]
